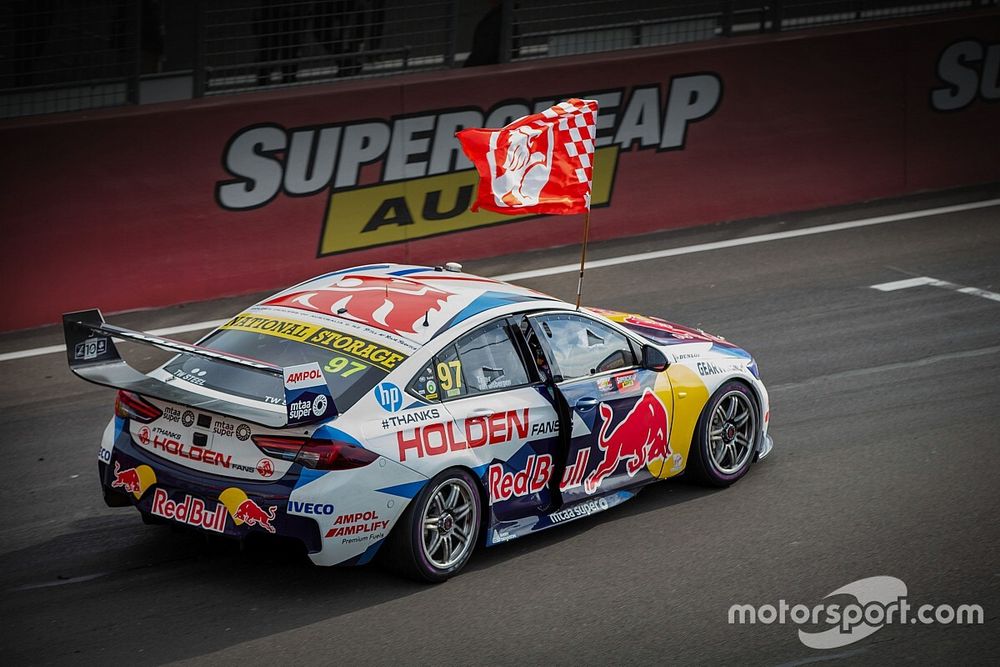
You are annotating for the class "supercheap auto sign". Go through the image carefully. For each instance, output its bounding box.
[5,14,996,332]
[215,75,721,255]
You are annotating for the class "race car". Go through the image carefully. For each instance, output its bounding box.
[64,263,772,581]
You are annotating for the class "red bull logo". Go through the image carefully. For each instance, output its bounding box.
[233,499,277,533]
[112,461,141,494]
[149,488,227,533]
[264,274,452,336]
[219,487,277,534]
[584,388,671,494]
[111,461,156,499]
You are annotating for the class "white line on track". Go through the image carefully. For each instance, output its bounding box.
[2,197,998,364]
[871,276,1000,302]
[770,345,1000,392]
[492,198,1000,281]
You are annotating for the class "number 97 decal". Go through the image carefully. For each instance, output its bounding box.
[324,356,367,377]
[436,360,462,392]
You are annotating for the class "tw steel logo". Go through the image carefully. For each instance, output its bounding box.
[266,274,452,336]
[584,388,671,494]
[215,77,722,255]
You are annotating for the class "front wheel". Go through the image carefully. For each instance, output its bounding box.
[688,381,759,487]
[382,468,481,582]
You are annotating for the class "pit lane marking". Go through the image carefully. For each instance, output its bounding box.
[2,198,998,363]
[871,276,1000,303]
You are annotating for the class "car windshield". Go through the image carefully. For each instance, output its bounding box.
[162,325,401,412]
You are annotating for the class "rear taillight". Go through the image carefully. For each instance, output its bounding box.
[251,435,379,470]
[114,391,162,423]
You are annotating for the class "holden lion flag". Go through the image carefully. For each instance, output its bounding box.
[456,98,599,215]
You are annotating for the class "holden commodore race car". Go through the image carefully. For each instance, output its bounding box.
[64,263,772,581]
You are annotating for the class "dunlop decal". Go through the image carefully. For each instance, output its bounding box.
[221,314,407,371]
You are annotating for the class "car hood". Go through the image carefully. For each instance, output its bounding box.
[587,307,752,358]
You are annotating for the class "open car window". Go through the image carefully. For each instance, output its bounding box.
[531,313,637,381]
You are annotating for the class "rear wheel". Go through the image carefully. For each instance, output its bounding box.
[383,468,481,582]
[688,381,758,487]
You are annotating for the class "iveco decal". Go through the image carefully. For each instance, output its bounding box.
[215,75,722,254]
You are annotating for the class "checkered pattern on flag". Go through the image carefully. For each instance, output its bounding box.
[456,98,599,216]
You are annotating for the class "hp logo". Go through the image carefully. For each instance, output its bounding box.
[374,382,403,412]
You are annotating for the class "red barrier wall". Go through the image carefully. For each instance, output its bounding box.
[1,12,997,331]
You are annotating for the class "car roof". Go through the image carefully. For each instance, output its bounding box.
[251,263,557,348]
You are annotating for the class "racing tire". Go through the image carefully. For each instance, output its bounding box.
[382,468,482,583]
[688,381,759,487]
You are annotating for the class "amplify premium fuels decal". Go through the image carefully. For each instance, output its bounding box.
[215,76,722,255]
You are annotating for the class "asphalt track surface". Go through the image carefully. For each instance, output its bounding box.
[2,185,999,666]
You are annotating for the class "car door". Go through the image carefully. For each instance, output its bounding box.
[419,317,561,520]
[526,312,673,501]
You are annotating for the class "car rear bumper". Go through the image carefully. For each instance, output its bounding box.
[102,420,323,553]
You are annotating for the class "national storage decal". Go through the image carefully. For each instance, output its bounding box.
[215,75,722,255]
[221,313,406,371]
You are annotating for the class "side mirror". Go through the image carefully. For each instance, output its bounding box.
[642,345,669,372]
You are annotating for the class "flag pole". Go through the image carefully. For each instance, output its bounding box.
[575,206,591,310]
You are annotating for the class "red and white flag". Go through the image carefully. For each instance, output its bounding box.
[457,98,599,216]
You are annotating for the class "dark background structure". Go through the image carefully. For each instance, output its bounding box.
[2,0,996,118]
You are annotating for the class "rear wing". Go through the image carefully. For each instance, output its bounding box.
[62,309,337,428]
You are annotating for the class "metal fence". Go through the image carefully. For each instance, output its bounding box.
[201,0,457,95]
[1,0,995,119]
[0,0,143,119]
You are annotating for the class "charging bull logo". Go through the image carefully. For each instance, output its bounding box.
[219,487,277,533]
[584,388,670,494]
[234,500,277,533]
[111,462,157,499]
[264,274,452,336]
